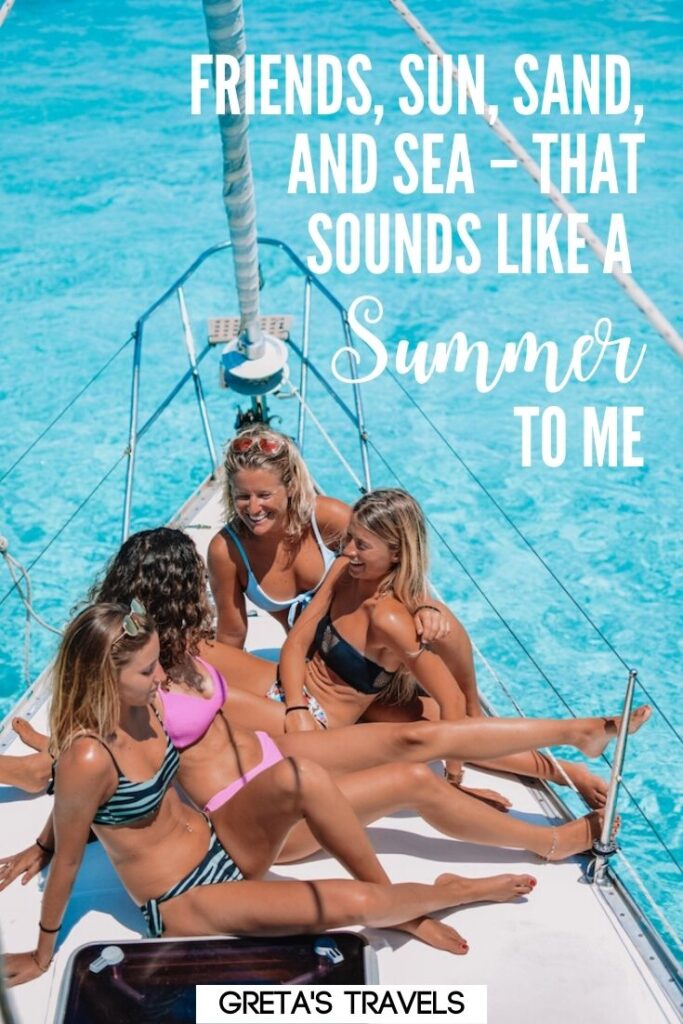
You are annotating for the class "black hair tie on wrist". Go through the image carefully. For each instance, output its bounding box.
[414,604,440,614]
[38,921,61,934]
[35,838,54,855]
[284,705,309,715]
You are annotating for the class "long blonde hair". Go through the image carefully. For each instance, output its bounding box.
[223,426,316,542]
[49,603,156,757]
[352,488,429,610]
[352,489,430,705]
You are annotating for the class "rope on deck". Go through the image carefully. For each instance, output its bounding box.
[1,546,62,687]
[387,0,683,360]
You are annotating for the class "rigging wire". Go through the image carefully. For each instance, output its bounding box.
[382,369,683,748]
[614,853,683,956]
[0,333,133,487]
[281,379,365,490]
[386,0,683,360]
[0,453,126,612]
[360,431,683,877]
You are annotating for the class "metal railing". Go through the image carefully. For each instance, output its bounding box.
[1,234,680,990]
[120,238,373,540]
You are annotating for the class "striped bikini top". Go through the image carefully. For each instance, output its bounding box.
[69,710,180,826]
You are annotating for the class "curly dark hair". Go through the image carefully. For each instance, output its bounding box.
[90,527,213,678]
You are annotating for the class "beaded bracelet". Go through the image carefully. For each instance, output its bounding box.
[35,838,54,855]
[284,705,310,715]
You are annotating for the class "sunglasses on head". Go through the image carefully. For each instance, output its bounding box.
[229,433,285,456]
[113,598,147,644]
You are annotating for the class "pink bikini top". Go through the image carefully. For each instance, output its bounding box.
[158,657,227,750]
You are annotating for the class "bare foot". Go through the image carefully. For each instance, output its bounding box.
[457,785,512,813]
[435,871,536,906]
[543,811,620,861]
[578,705,651,759]
[543,811,602,860]
[0,752,52,794]
[560,762,608,809]
[398,916,469,955]
[12,718,49,753]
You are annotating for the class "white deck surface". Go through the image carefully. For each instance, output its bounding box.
[0,478,679,1023]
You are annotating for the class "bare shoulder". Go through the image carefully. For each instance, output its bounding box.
[207,528,234,568]
[314,495,352,543]
[207,530,246,590]
[57,737,116,789]
[369,596,416,638]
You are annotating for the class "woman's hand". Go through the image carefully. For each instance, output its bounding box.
[0,843,51,892]
[3,950,52,987]
[284,709,318,733]
[414,605,451,644]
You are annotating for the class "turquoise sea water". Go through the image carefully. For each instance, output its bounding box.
[1,0,681,957]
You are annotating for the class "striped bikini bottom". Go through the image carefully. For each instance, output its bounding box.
[141,825,243,938]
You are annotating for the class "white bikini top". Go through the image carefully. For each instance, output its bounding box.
[224,511,337,626]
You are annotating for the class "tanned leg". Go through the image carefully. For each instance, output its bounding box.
[278,762,603,863]
[212,756,472,953]
[276,707,651,771]
[160,872,537,954]
[364,609,609,809]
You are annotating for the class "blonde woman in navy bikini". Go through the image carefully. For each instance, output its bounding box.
[204,431,610,809]
[208,428,497,738]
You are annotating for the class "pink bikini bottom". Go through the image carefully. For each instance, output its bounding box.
[204,731,284,813]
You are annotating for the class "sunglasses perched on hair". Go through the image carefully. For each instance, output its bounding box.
[229,433,285,455]
[113,598,147,643]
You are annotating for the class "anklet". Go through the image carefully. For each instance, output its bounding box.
[541,828,559,862]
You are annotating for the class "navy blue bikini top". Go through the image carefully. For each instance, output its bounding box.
[313,614,396,695]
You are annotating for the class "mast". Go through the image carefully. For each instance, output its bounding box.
[201,0,287,398]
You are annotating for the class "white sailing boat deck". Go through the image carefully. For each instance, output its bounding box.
[0,476,679,1024]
